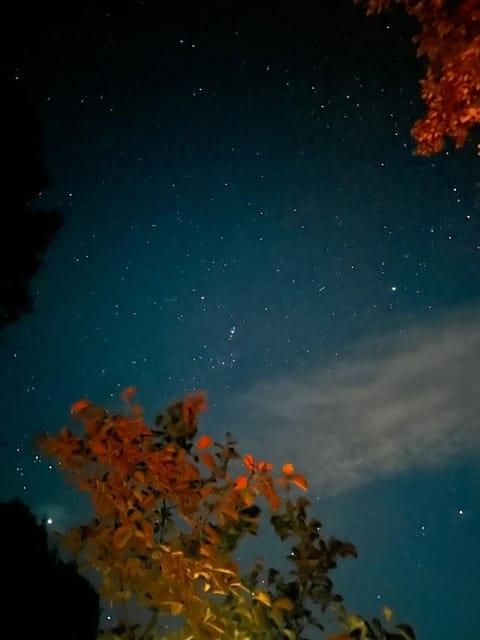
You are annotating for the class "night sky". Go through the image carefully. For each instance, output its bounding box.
[1,2,479,639]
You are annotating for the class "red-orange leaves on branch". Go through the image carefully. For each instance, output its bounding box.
[35,426,83,468]
[196,434,213,449]
[153,390,207,446]
[181,389,207,426]
[36,388,312,639]
[281,461,309,491]
[241,453,283,510]
[121,385,138,402]
[36,387,414,640]
[355,0,480,155]
[71,398,92,414]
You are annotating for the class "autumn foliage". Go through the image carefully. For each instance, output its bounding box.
[37,387,416,640]
[355,0,480,155]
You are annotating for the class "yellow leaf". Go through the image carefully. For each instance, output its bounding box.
[135,519,154,548]
[214,565,237,575]
[241,490,255,507]
[205,620,225,634]
[382,605,394,621]
[274,597,294,611]
[254,590,272,607]
[166,601,184,615]
[284,630,296,640]
[194,570,213,580]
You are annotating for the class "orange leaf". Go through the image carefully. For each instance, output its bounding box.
[276,476,289,490]
[197,434,213,449]
[130,403,143,417]
[243,454,255,473]
[133,470,146,484]
[204,522,221,543]
[201,452,215,469]
[113,525,133,550]
[89,439,108,455]
[234,475,248,490]
[122,385,137,401]
[70,398,91,415]
[200,543,217,558]
[136,520,154,548]
[269,492,281,510]
[282,462,295,476]
[291,473,308,491]
[181,390,208,425]
[257,460,273,472]
[258,477,281,510]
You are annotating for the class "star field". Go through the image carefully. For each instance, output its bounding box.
[1,3,479,639]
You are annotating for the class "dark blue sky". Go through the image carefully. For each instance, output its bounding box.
[2,2,479,639]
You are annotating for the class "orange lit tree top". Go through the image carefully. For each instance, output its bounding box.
[37,387,416,640]
[355,0,480,155]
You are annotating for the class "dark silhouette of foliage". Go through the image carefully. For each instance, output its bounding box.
[0,74,63,332]
[36,387,416,640]
[0,498,100,640]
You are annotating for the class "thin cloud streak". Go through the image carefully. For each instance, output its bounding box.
[235,310,480,495]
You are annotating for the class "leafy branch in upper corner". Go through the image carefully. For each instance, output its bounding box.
[36,386,416,640]
[355,0,480,156]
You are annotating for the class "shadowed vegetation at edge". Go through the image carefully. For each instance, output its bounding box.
[0,498,100,640]
[0,74,63,333]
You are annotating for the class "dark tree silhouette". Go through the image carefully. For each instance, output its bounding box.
[0,498,100,640]
[0,74,63,332]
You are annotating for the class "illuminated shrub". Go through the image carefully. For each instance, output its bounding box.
[37,387,415,640]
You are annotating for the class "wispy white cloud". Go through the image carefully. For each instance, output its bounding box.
[232,309,480,495]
